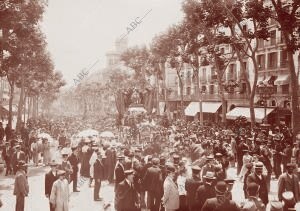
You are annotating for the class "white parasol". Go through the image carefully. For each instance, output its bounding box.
[77,129,99,138]
[99,131,114,138]
[38,133,52,140]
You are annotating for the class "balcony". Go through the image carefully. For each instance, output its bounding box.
[161,91,248,101]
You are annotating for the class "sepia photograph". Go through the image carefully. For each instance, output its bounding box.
[0,0,300,210]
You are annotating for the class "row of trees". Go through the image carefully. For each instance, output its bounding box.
[120,0,300,134]
[0,0,65,131]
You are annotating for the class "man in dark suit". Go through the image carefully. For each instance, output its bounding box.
[0,122,5,144]
[12,145,26,175]
[142,157,163,211]
[201,181,240,211]
[67,147,80,192]
[114,156,126,191]
[45,161,58,211]
[278,163,300,202]
[13,161,29,211]
[115,169,140,211]
[185,166,202,211]
[2,142,13,175]
[196,171,216,210]
[246,162,269,205]
[93,151,105,201]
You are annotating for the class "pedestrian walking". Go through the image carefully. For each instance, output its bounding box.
[12,145,26,174]
[45,161,58,211]
[67,146,80,192]
[185,165,202,211]
[93,151,105,201]
[13,161,29,211]
[50,170,70,211]
[201,181,240,211]
[115,169,140,211]
[162,165,179,211]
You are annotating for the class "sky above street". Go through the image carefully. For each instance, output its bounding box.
[41,0,184,87]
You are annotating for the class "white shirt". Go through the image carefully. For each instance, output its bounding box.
[177,175,187,196]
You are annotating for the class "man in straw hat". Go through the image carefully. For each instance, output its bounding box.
[195,171,216,210]
[162,165,179,211]
[50,170,70,211]
[201,181,240,211]
[13,161,29,211]
[185,165,202,211]
[45,161,58,211]
[278,163,300,203]
[247,162,269,205]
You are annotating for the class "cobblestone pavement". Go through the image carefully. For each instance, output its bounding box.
[0,165,279,211]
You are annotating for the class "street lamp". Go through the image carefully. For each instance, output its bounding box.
[256,81,276,124]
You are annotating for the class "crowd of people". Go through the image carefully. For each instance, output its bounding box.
[1,115,300,211]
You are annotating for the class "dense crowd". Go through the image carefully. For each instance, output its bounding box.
[1,116,300,211]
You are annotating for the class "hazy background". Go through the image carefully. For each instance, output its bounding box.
[41,0,184,86]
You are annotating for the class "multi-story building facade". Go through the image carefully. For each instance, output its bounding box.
[161,15,299,125]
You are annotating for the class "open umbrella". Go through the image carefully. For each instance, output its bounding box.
[38,133,52,140]
[77,129,99,138]
[99,131,114,138]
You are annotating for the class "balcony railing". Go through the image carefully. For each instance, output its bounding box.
[160,91,248,101]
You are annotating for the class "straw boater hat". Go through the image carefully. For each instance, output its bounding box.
[203,171,216,180]
[57,170,66,176]
[269,201,283,211]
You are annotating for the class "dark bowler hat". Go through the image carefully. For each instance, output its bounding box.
[215,181,228,195]
[286,163,295,169]
[247,182,259,193]
[49,161,58,166]
[71,146,77,151]
[282,191,295,205]
[246,163,254,169]
[124,169,134,176]
[191,165,201,173]
[224,178,235,185]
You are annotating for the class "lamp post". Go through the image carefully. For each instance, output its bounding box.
[256,82,275,124]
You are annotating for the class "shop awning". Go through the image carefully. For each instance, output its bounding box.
[226,107,275,123]
[185,102,222,116]
[274,74,289,86]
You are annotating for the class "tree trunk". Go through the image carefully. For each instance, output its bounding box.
[193,68,203,124]
[236,50,255,128]
[287,49,300,135]
[250,54,259,127]
[8,80,14,129]
[177,69,184,118]
[16,72,25,132]
[160,62,171,120]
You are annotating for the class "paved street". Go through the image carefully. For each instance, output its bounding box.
[0,164,115,211]
[0,165,279,211]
